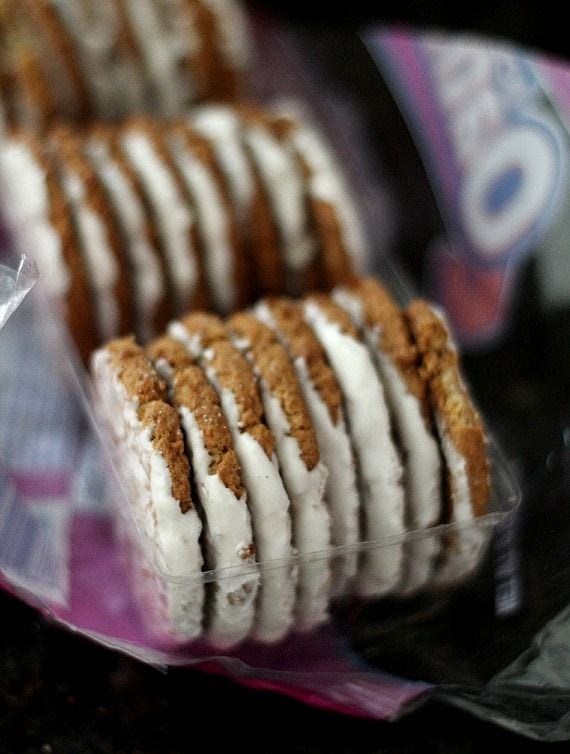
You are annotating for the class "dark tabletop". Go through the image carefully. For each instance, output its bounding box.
[2,590,568,754]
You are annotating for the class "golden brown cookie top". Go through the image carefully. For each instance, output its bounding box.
[107,335,166,404]
[227,312,319,470]
[180,311,229,349]
[104,335,193,513]
[406,299,459,376]
[262,297,343,425]
[172,363,244,498]
[147,335,195,374]
[406,300,490,517]
[174,313,275,458]
[207,339,275,459]
[147,333,244,498]
[344,278,429,420]
[138,399,193,513]
[8,45,56,128]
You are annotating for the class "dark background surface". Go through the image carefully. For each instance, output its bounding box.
[3,3,570,752]
[248,0,570,58]
[1,589,568,754]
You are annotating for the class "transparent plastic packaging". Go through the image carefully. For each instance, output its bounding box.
[0,190,520,722]
[0,240,520,642]
[107,431,518,650]
[0,19,523,719]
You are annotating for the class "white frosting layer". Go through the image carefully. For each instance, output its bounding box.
[279,114,367,274]
[216,384,296,643]
[121,131,197,310]
[168,320,203,358]
[255,301,359,592]
[380,355,441,526]
[258,384,331,632]
[88,139,164,341]
[439,419,473,524]
[191,107,254,221]
[178,405,258,649]
[333,288,441,530]
[168,134,236,313]
[200,0,251,70]
[0,142,48,223]
[91,348,204,640]
[303,301,405,597]
[295,359,360,590]
[122,0,190,115]
[243,123,315,270]
[61,171,119,340]
[51,0,122,118]
[0,142,70,297]
[432,421,485,585]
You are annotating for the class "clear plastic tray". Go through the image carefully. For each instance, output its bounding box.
[0,15,521,685]
[0,231,520,657]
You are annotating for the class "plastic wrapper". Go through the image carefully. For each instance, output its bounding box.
[0,20,532,724]
[0,246,520,723]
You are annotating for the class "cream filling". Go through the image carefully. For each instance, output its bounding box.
[283,117,367,274]
[168,134,236,313]
[121,0,188,115]
[121,131,196,310]
[0,142,70,297]
[257,381,331,632]
[255,301,359,567]
[333,287,441,529]
[303,302,405,597]
[439,420,473,523]
[296,361,359,541]
[88,140,164,341]
[0,142,49,222]
[379,355,441,527]
[191,106,254,221]
[432,416,485,586]
[91,348,204,639]
[61,171,119,340]
[215,384,296,642]
[214,386,294,565]
[156,0,200,106]
[178,405,258,648]
[243,123,316,270]
[295,361,361,594]
[200,0,251,70]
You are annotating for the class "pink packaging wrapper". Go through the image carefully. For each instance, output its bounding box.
[0,23,525,719]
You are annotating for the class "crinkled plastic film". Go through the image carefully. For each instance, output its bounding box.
[0,20,523,721]
[0,233,520,721]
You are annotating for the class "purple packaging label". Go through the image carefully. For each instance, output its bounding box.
[364,28,570,345]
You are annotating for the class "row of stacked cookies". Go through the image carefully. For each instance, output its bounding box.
[91,277,491,648]
[0,0,251,128]
[0,103,367,361]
